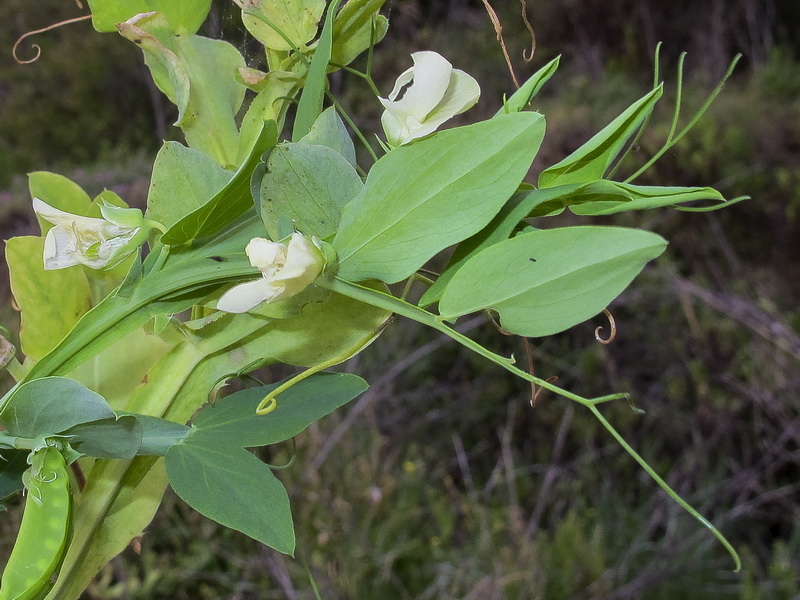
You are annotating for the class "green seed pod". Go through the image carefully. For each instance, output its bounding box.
[0,446,72,600]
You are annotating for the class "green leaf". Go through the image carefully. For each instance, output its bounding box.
[0,449,28,503]
[161,121,278,245]
[191,373,367,447]
[292,0,342,142]
[118,14,246,166]
[333,112,546,283]
[28,171,92,235]
[146,142,233,230]
[257,143,362,240]
[331,0,388,67]
[60,415,143,459]
[438,226,667,337]
[165,440,295,554]
[538,85,663,188]
[419,190,544,307]
[240,0,325,51]
[568,181,728,215]
[6,237,92,360]
[131,415,190,456]
[495,55,560,115]
[0,377,114,438]
[87,0,212,34]
[300,106,357,167]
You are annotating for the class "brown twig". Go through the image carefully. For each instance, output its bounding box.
[12,14,92,64]
[479,0,520,88]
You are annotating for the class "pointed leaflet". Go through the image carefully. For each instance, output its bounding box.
[257,143,362,240]
[190,373,368,447]
[419,190,544,307]
[568,181,728,215]
[166,441,295,554]
[6,237,92,360]
[438,226,667,337]
[161,120,279,245]
[495,55,560,116]
[334,112,546,283]
[538,85,663,188]
[60,416,143,459]
[88,0,212,34]
[146,142,233,230]
[0,377,114,437]
[299,106,357,167]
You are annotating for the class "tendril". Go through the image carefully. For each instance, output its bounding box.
[594,309,617,344]
[13,14,92,64]
[519,0,536,62]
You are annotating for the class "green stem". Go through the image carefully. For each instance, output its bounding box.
[321,277,626,406]
[0,434,35,450]
[588,404,741,571]
[323,276,741,571]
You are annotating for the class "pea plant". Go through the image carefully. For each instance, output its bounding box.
[0,1,745,597]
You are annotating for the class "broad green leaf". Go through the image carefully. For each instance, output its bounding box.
[258,143,362,240]
[240,0,325,51]
[191,373,367,447]
[165,440,295,553]
[419,190,545,307]
[0,449,28,503]
[6,237,92,360]
[568,181,727,215]
[0,377,114,437]
[118,14,246,166]
[300,106,357,167]
[87,0,212,34]
[131,415,190,455]
[331,0,388,67]
[333,112,546,283]
[292,0,342,142]
[162,121,278,245]
[438,226,667,337]
[495,55,560,116]
[60,415,143,459]
[538,85,663,188]
[146,142,233,230]
[28,171,92,235]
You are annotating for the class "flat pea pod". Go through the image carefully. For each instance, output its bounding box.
[0,446,71,600]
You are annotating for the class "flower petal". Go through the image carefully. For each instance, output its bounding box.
[33,197,107,230]
[423,68,481,127]
[217,278,276,313]
[42,226,81,270]
[246,237,286,276]
[381,52,453,123]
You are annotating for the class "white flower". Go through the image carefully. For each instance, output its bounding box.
[217,234,325,313]
[33,198,148,270]
[379,51,481,146]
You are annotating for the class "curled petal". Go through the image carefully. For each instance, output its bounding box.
[217,279,282,314]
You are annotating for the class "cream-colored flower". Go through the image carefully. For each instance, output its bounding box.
[379,51,481,146]
[217,234,325,313]
[33,198,148,270]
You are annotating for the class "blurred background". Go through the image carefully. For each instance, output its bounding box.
[1,0,798,598]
